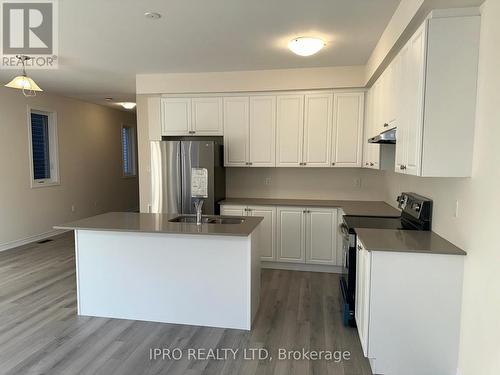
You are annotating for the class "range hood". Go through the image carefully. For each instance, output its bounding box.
[368,127,396,144]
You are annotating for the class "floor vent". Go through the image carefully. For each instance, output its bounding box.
[37,239,53,244]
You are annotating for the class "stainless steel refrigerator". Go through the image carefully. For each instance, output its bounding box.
[150,137,225,215]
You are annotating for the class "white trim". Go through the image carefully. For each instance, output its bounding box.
[74,231,81,315]
[27,105,60,188]
[261,261,342,274]
[0,229,69,252]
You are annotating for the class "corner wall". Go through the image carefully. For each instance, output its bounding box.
[0,87,139,250]
[383,1,500,373]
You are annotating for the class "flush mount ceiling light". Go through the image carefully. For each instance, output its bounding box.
[144,12,161,19]
[120,102,136,110]
[288,37,326,56]
[4,55,43,97]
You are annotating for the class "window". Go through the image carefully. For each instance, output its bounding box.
[28,108,59,187]
[121,124,137,177]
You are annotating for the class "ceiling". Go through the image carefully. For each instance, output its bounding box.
[0,0,402,109]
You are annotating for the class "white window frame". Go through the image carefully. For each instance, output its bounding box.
[121,123,137,178]
[27,106,60,188]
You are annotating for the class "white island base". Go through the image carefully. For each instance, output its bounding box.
[74,230,261,330]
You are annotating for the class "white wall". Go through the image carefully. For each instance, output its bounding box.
[0,87,139,250]
[227,168,386,201]
[384,1,499,373]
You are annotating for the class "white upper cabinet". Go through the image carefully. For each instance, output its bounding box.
[249,96,276,167]
[161,97,223,136]
[161,98,191,136]
[223,95,276,167]
[276,95,305,167]
[303,93,333,167]
[332,92,364,167]
[191,97,223,135]
[395,15,480,177]
[223,97,249,167]
[363,88,380,169]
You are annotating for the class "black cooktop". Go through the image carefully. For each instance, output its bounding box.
[343,216,417,231]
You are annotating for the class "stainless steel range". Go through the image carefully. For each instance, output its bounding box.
[340,192,433,326]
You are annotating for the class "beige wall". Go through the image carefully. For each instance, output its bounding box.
[227,168,387,201]
[0,87,139,249]
[136,66,365,95]
[384,1,499,373]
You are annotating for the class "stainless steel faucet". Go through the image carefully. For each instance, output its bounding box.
[194,199,204,225]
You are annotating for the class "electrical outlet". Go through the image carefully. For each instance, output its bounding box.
[454,200,459,218]
[354,178,362,188]
[71,205,76,213]
[264,177,272,185]
[94,201,98,208]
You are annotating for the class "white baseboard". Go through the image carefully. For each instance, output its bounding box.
[261,261,343,274]
[0,229,69,252]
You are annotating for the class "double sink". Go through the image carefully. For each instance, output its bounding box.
[168,216,244,225]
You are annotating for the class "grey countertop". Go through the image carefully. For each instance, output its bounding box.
[219,198,401,217]
[54,212,263,237]
[355,228,466,256]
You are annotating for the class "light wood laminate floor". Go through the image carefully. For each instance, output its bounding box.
[0,232,372,375]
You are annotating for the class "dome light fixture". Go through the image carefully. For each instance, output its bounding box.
[288,37,326,57]
[144,12,161,20]
[120,102,136,110]
[4,55,43,97]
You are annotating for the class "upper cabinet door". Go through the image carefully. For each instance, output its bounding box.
[249,96,276,167]
[161,98,191,136]
[395,44,411,173]
[332,92,364,167]
[223,97,249,167]
[404,24,426,176]
[191,97,223,135]
[276,95,304,167]
[303,93,333,167]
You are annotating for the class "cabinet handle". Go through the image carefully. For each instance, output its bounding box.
[357,245,363,251]
[400,165,407,170]
[383,123,389,128]
[188,130,195,134]
[248,162,253,166]
[331,162,335,166]
[370,162,374,166]
[365,162,369,166]
[303,162,307,166]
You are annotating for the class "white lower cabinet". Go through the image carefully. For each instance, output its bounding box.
[354,239,371,357]
[276,207,305,263]
[305,208,338,265]
[354,237,465,375]
[222,204,339,267]
[220,204,246,217]
[247,206,276,261]
[221,205,276,261]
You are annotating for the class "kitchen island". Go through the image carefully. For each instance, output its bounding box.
[55,212,263,330]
